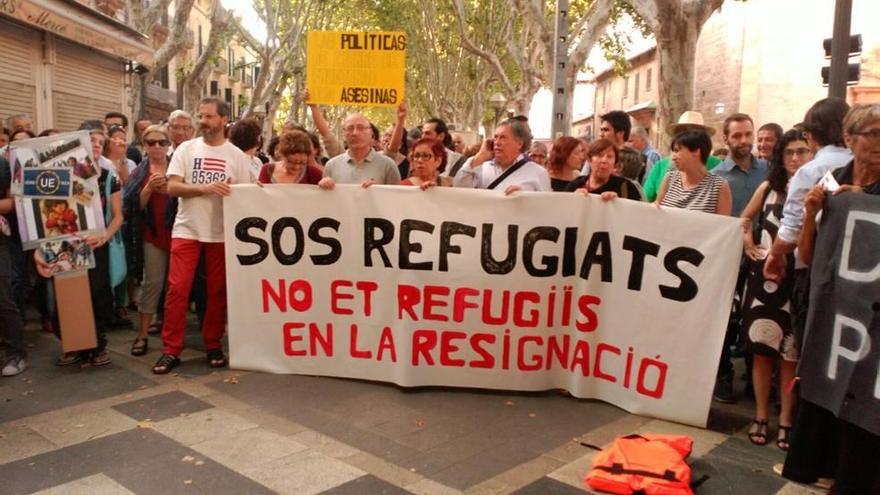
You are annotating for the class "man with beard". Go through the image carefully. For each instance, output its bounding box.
[712,113,768,217]
[152,97,254,375]
[709,112,768,404]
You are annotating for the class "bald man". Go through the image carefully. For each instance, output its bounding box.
[319,113,400,189]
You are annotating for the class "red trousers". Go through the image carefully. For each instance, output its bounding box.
[161,238,226,356]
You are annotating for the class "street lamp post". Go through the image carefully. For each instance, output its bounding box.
[489,93,507,132]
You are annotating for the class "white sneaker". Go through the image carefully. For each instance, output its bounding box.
[1,356,26,377]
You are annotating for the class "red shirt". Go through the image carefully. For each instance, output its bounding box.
[140,181,171,251]
[258,163,323,185]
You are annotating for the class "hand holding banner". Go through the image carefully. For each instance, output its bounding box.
[223,185,742,427]
[799,193,880,436]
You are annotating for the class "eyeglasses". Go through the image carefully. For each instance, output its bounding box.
[285,159,309,167]
[343,124,370,133]
[783,148,811,158]
[169,124,193,131]
[853,129,880,142]
[411,153,435,161]
[144,139,170,147]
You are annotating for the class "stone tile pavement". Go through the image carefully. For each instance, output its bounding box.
[0,322,828,494]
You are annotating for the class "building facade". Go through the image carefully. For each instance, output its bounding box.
[142,0,259,122]
[694,0,880,142]
[0,0,153,131]
[582,47,659,145]
[573,0,879,148]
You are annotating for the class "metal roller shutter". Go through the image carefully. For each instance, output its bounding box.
[0,19,39,124]
[52,39,125,132]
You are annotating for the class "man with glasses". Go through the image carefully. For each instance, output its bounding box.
[318,113,400,189]
[151,98,254,375]
[529,142,548,167]
[167,110,196,153]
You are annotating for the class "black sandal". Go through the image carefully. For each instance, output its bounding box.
[130,337,148,356]
[206,349,227,368]
[748,419,768,446]
[777,425,792,451]
[152,353,180,374]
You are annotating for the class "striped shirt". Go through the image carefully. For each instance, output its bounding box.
[659,170,725,213]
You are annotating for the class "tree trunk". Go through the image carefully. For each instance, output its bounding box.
[129,75,146,121]
[125,0,195,119]
[655,13,701,150]
[628,0,726,150]
[181,2,234,114]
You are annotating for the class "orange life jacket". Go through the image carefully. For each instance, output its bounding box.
[584,434,694,495]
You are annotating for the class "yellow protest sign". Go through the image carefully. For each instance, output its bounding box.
[306,31,406,108]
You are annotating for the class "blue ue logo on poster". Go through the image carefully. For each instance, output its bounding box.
[22,169,72,198]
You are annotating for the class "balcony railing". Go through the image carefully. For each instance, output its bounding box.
[212,58,228,74]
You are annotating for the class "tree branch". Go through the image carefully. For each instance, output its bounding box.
[626,0,660,26]
[566,0,615,84]
[451,0,516,95]
[142,0,173,30]
[151,0,197,70]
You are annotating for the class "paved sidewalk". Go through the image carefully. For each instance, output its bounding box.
[1,321,825,495]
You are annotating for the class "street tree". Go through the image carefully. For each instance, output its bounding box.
[125,0,196,118]
[180,0,237,113]
[451,0,544,115]
[237,0,318,138]
[626,0,727,148]
[347,0,497,131]
[451,0,639,122]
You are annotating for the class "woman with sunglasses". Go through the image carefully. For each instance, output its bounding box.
[738,129,813,450]
[123,125,172,356]
[401,138,450,188]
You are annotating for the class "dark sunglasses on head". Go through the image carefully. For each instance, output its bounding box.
[145,139,170,147]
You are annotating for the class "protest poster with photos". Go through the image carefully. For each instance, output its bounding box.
[8,131,106,249]
[38,235,96,276]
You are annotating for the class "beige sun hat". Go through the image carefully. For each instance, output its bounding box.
[666,110,716,137]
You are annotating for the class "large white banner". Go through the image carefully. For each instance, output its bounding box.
[224,185,742,427]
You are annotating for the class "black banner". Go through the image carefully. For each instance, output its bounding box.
[799,193,880,436]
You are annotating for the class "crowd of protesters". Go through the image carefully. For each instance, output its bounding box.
[1,91,879,493]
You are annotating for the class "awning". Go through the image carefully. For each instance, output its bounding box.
[625,101,657,114]
[1,0,154,67]
[572,114,594,125]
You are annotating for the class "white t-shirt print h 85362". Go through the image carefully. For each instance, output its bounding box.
[167,138,254,243]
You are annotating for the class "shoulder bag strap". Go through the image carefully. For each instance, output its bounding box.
[104,170,114,225]
[487,158,529,190]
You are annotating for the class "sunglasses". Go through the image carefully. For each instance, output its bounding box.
[145,139,170,147]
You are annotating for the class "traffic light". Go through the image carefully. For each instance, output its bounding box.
[822,34,862,86]
[823,34,862,57]
[821,65,860,86]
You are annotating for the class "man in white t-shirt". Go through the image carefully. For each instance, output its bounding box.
[152,97,254,374]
